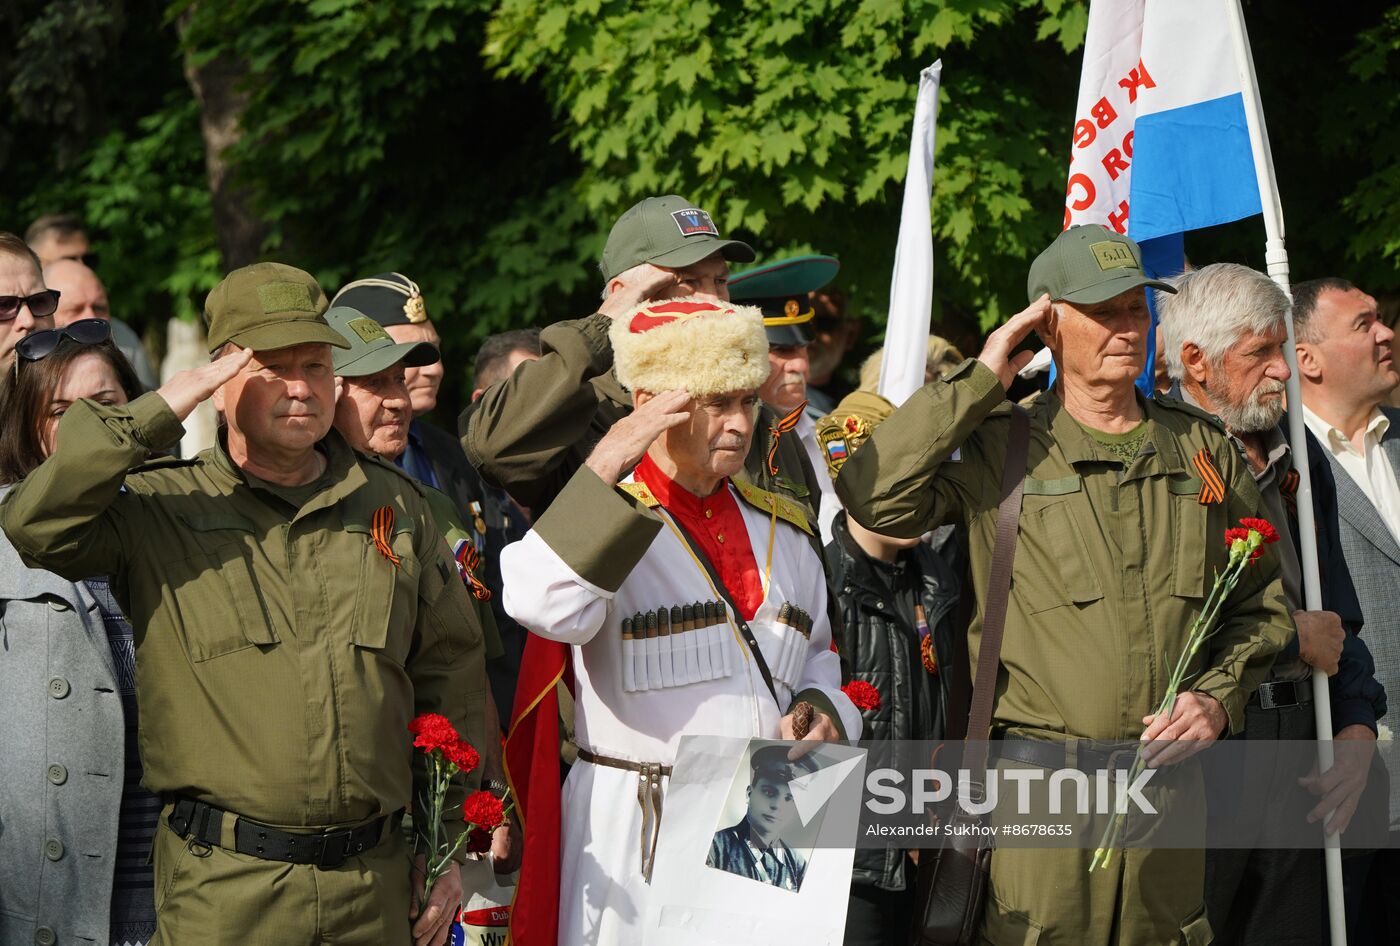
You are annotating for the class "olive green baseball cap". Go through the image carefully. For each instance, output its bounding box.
[204,262,350,353]
[600,195,755,281]
[1027,225,1176,305]
[324,306,440,377]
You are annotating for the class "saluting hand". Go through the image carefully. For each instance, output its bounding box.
[976,294,1052,390]
[598,263,682,320]
[156,345,253,422]
[585,390,692,486]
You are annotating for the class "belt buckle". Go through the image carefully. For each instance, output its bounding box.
[1105,747,1140,778]
[1258,681,1293,711]
[316,828,356,869]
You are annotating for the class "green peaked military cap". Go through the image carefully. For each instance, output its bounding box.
[1027,225,1176,306]
[324,306,440,377]
[729,254,841,346]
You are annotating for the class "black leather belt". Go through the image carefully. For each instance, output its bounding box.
[997,736,1141,775]
[1250,680,1313,711]
[167,796,402,870]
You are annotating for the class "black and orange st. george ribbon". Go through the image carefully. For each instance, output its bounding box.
[455,541,493,601]
[766,400,808,477]
[371,505,402,567]
[1192,448,1227,505]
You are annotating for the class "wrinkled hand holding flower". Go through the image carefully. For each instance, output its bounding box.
[1089,518,1280,873]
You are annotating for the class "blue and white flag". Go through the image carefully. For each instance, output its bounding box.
[1049,0,1267,390]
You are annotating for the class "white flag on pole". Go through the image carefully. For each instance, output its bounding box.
[877,61,942,407]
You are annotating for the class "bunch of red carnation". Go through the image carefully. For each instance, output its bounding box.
[410,713,480,774]
[842,680,881,712]
[407,714,511,904]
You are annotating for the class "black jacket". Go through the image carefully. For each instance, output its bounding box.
[825,512,962,892]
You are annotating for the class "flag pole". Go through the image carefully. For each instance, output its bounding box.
[877,61,942,408]
[1225,3,1347,942]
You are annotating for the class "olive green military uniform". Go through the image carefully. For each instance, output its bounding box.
[836,359,1295,945]
[0,392,487,946]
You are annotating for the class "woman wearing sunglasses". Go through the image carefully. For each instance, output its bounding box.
[0,231,59,371]
[0,319,156,946]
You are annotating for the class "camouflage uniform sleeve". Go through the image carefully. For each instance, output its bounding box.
[408,500,489,860]
[0,391,183,581]
[834,358,1008,538]
[1190,439,1295,735]
[460,313,614,509]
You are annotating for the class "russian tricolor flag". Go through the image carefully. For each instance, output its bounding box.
[1061,0,1269,390]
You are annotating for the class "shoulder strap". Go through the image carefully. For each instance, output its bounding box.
[967,406,1029,768]
[662,513,782,708]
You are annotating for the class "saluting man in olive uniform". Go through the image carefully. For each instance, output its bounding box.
[837,226,1296,945]
[461,195,827,519]
[0,263,488,946]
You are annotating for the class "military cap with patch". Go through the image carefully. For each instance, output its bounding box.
[814,390,894,480]
[324,306,440,377]
[749,744,820,783]
[729,254,840,347]
[330,272,429,327]
[1027,225,1176,306]
[600,195,755,282]
[204,262,349,353]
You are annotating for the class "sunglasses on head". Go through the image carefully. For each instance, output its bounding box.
[14,318,112,369]
[0,290,61,322]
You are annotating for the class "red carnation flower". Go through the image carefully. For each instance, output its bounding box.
[442,739,480,774]
[1239,518,1280,544]
[1223,527,1250,548]
[463,790,506,831]
[842,680,881,712]
[409,713,460,754]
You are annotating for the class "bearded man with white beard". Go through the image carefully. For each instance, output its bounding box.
[1157,262,1386,944]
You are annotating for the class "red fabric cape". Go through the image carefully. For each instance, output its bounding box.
[503,632,571,946]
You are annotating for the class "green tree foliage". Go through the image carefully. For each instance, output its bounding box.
[2,0,1397,416]
[485,0,1091,339]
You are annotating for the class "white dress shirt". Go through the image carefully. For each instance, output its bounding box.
[1302,404,1400,544]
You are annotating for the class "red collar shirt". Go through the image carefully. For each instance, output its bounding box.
[634,454,763,621]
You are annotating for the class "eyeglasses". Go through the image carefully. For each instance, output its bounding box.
[0,290,62,322]
[60,252,100,271]
[14,318,111,366]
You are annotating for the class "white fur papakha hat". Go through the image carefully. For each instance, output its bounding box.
[609,296,771,396]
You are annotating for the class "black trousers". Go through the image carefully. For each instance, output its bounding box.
[844,881,916,946]
[1205,700,1325,946]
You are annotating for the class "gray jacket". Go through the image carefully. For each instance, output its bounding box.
[1312,408,1400,826]
[0,485,126,946]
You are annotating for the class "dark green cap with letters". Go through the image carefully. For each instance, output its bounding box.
[1027,225,1176,306]
[325,306,440,377]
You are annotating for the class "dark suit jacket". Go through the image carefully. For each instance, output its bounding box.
[706,819,807,892]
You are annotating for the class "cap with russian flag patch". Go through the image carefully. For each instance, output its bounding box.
[601,195,755,281]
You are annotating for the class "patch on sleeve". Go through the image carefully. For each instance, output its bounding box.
[671,208,719,237]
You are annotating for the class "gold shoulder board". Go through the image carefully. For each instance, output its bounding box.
[732,477,813,536]
[618,480,661,508]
